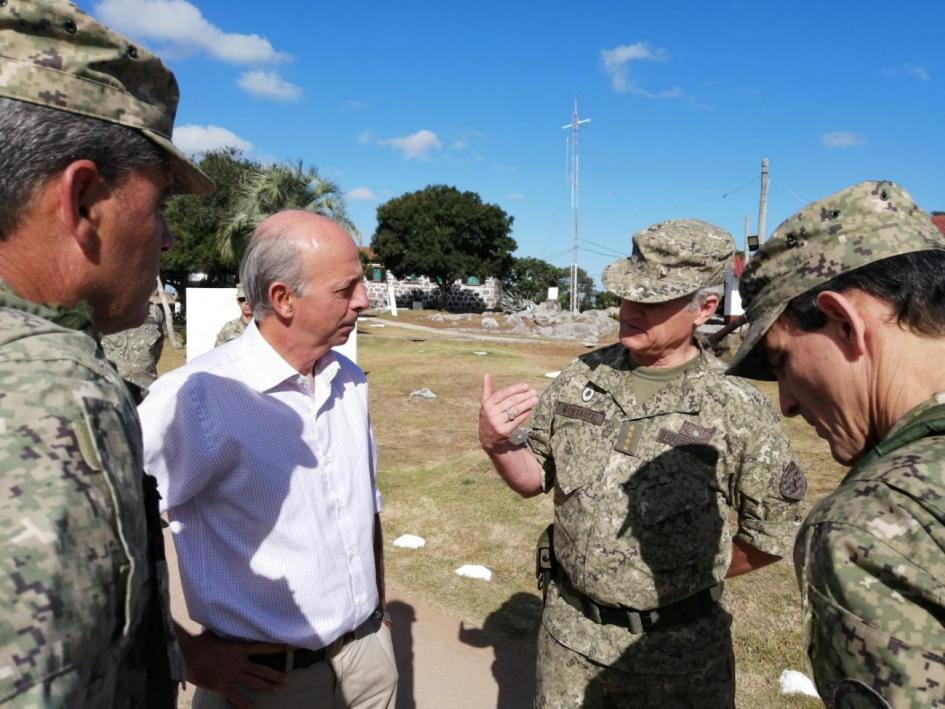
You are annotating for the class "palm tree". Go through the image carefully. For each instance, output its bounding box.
[217,160,360,266]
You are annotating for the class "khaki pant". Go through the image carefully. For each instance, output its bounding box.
[193,620,398,709]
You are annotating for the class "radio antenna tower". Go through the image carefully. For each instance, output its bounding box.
[562,99,590,314]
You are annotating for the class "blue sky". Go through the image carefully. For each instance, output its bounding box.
[81,0,944,283]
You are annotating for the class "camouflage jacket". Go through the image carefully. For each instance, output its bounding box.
[0,283,181,707]
[796,394,945,708]
[528,343,804,671]
[214,316,246,347]
[101,302,166,389]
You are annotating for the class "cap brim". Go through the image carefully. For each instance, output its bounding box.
[143,129,215,196]
[726,303,787,381]
[601,258,699,303]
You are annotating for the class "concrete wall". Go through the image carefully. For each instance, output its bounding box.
[364,272,503,312]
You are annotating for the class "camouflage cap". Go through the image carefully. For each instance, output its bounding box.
[0,0,213,195]
[729,180,945,380]
[602,219,735,303]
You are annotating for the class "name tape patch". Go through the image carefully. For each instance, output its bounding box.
[554,402,605,426]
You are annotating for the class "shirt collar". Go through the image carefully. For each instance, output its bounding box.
[239,319,341,392]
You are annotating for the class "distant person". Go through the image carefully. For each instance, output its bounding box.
[729,181,945,707]
[215,282,253,346]
[0,0,213,704]
[102,293,167,390]
[479,220,805,707]
[139,211,396,708]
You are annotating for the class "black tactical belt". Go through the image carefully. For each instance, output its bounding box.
[556,571,722,635]
[250,630,356,672]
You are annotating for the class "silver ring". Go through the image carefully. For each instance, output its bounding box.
[505,408,516,422]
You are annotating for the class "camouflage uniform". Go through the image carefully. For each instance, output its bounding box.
[0,0,211,704]
[529,220,805,707]
[0,282,182,706]
[102,302,166,389]
[729,182,945,707]
[214,316,247,347]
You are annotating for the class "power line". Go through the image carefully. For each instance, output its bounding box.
[578,237,624,256]
[580,245,625,259]
[770,179,809,205]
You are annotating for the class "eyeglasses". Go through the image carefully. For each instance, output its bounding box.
[237,297,246,303]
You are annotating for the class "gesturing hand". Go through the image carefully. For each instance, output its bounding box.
[478,373,539,453]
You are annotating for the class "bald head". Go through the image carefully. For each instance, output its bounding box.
[239,210,358,320]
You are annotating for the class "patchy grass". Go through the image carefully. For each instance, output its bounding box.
[158,319,845,707]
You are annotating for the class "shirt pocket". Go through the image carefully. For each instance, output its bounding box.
[621,423,726,572]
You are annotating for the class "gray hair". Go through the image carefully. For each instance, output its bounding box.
[239,221,310,319]
[688,285,724,312]
[0,98,165,238]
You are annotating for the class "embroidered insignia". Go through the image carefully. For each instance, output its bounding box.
[554,402,605,426]
[656,422,717,447]
[581,386,594,402]
[779,461,807,501]
[613,420,642,455]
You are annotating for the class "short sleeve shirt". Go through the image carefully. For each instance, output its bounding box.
[527,343,804,669]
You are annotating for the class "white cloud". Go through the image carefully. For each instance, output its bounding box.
[346,187,376,201]
[357,131,376,144]
[172,124,252,155]
[821,131,864,148]
[378,129,442,160]
[342,100,370,111]
[449,130,484,151]
[93,0,288,64]
[600,41,680,97]
[237,71,302,101]
[505,192,524,201]
[883,64,930,82]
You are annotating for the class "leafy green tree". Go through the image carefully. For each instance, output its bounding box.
[559,267,596,311]
[217,160,358,266]
[371,185,516,307]
[504,257,566,303]
[161,147,254,294]
[593,289,622,309]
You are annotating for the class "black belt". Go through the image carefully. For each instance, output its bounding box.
[250,630,356,672]
[556,571,722,634]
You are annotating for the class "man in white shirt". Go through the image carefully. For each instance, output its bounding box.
[139,211,396,709]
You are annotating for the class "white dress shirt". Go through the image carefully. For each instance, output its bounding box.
[139,321,380,650]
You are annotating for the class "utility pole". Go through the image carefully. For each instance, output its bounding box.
[743,215,751,262]
[757,158,769,245]
[562,99,590,314]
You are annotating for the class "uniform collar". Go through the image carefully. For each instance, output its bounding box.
[583,341,709,419]
[0,278,98,338]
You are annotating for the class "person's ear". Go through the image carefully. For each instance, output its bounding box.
[268,282,294,319]
[693,293,720,327]
[814,291,867,359]
[57,160,108,260]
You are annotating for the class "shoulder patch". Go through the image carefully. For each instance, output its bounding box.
[779,461,807,501]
